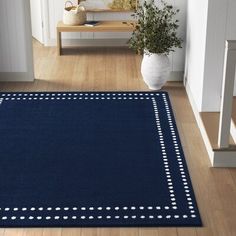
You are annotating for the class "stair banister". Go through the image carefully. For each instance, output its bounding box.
[218,40,236,148]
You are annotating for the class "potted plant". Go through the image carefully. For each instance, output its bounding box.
[129,0,182,90]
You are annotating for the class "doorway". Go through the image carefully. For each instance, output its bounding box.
[30,0,44,44]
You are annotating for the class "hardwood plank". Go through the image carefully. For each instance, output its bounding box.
[230,168,236,188]
[81,229,97,236]
[105,48,119,91]
[196,227,214,236]
[61,228,81,236]
[126,49,141,90]
[177,228,197,236]
[0,229,5,236]
[139,228,159,236]
[119,228,139,236]
[115,49,129,91]
[70,49,89,90]
[42,229,61,236]
[4,229,24,236]
[97,228,119,236]
[23,229,43,236]
[158,228,177,236]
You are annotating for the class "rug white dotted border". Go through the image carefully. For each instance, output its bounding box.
[0,92,159,102]
[160,94,196,217]
[0,92,198,222]
[0,214,192,222]
[152,98,177,207]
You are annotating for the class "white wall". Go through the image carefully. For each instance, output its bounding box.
[185,0,236,112]
[42,0,186,73]
[0,0,34,81]
[201,0,229,111]
[226,0,236,95]
[184,0,208,111]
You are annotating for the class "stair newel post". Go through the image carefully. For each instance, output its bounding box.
[218,40,236,148]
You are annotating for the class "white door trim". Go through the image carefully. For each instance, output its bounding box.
[24,0,34,81]
[41,0,50,46]
[0,0,34,82]
[218,40,236,148]
[30,0,44,44]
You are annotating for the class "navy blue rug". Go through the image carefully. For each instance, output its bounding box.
[0,91,201,227]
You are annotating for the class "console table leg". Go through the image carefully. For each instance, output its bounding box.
[57,31,62,56]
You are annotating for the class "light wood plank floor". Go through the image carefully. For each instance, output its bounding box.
[0,40,236,236]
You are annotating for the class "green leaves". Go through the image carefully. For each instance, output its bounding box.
[128,0,183,55]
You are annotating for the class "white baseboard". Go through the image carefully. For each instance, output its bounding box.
[169,72,183,81]
[185,82,215,166]
[213,151,236,167]
[231,119,236,143]
[0,72,34,82]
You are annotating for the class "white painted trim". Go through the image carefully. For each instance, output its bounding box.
[169,72,184,82]
[1,0,34,82]
[185,82,215,166]
[213,151,236,167]
[41,0,50,46]
[40,0,45,44]
[0,72,34,82]
[23,0,34,82]
[226,40,236,50]
[230,119,236,143]
[185,81,236,167]
[218,40,236,148]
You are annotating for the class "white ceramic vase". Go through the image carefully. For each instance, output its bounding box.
[141,53,171,90]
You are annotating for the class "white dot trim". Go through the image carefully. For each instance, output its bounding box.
[0,98,4,105]
[0,206,171,212]
[0,92,159,102]
[152,98,177,207]
[0,212,196,221]
[161,93,195,214]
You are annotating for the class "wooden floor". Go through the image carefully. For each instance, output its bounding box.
[1,40,236,236]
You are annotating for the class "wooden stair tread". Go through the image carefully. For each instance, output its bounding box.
[200,112,236,151]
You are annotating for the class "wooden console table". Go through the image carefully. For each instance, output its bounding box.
[57,21,135,55]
